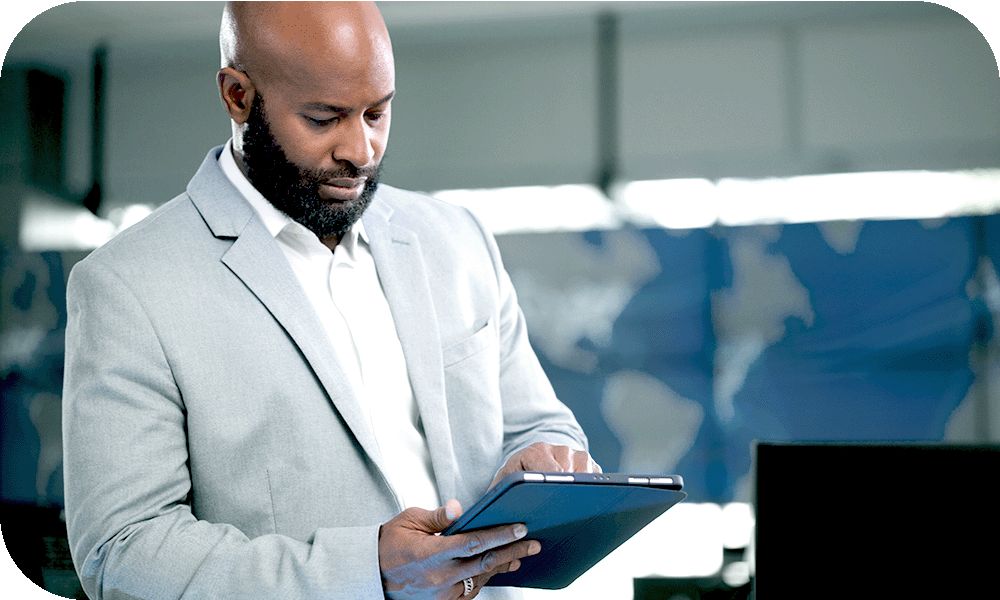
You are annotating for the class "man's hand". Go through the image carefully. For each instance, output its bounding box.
[491,442,601,489]
[379,498,541,599]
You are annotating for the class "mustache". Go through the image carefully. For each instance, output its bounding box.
[304,162,380,182]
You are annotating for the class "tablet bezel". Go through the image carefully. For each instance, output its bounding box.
[443,471,684,535]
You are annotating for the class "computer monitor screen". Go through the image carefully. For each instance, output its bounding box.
[753,442,1000,597]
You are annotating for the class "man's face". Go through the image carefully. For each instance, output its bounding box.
[242,91,384,240]
[230,3,396,241]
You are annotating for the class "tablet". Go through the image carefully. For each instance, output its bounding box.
[442,471,686,589]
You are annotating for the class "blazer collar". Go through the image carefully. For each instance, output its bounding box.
[186,146,255,239]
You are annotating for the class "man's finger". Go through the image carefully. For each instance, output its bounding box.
[448,522,528,559]
[481,557,523,576]
[571,449,595,472]
[567,449,584,471]
[470,540,540,575]
[410,499,462,533]
[538,454,564,472]
[453,573,488,599]
[453,540,539,586]
[527,444,565,472]
[549,444,572,471]
[467,559,521,597]
[443,553,525,600]
[503,558,522,573]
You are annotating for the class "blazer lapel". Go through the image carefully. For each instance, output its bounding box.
[186,148,390,485]
[365,199,459,503]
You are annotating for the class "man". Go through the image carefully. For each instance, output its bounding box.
[62,2,597,599]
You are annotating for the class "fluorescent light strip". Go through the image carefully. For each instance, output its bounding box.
[436,169,1000,234]
[432,184,622,234]
[714,169,1000,226]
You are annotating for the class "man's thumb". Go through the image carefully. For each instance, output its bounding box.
[422,499,463,532]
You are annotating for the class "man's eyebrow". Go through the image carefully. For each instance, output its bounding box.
[301,91,396,114]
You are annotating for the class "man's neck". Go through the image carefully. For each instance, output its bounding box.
[230,143,252,181]
[321,235,341,253]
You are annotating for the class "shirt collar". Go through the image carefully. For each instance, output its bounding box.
[217,138,368,250]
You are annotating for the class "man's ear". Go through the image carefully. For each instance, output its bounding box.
[217,67,255,124]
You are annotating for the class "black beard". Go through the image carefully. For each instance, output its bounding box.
[241,92,382,241]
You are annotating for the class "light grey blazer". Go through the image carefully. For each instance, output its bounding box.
[62,147,587,600]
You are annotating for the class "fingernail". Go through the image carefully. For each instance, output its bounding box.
[510,559,521,572]
[513,524,527,539]
[445,505,457,520]
[529,541,542,555]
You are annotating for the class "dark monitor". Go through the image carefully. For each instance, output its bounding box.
[753,441,1000,598]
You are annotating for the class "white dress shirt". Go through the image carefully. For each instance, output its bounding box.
[218,140,440,510]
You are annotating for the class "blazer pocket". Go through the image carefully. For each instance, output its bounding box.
[441,319,495,368]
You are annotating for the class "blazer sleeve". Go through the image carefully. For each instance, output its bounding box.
[62,257,385,600]
[460,208,590,468]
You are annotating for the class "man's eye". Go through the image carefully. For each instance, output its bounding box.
[304,116,336,127]
[366,112,385,123]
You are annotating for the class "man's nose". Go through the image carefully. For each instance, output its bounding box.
[333,117,375,169]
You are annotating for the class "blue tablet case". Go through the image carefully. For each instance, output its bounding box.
[443,472,686,589]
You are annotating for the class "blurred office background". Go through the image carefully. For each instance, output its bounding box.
[2,1,999,598]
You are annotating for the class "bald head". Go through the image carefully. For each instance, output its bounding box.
[216,0,395,154]
[220,1,392,87]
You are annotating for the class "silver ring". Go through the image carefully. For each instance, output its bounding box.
[463,576,474,597]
